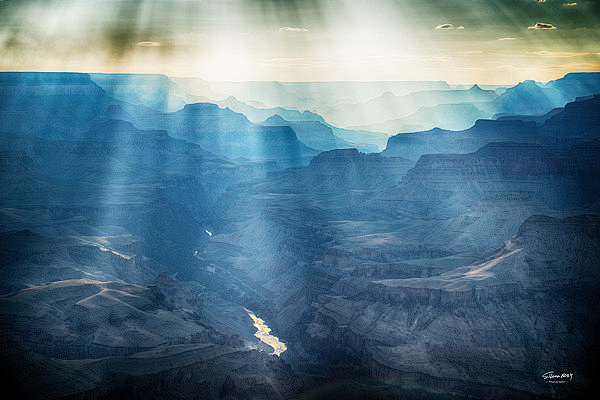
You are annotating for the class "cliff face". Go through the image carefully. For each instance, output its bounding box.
[302,215,600,398]
[261,114,352,151]
[290,148,414,193]
[129,102,318,164]
[1,343,307,400]
[374,141,596,219]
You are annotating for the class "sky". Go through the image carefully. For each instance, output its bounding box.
[0,0,599,84]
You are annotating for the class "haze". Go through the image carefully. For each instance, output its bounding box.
[0,0,599,84]
[0,0,600,84]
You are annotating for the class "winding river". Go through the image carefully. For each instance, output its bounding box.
[243,308,287,356]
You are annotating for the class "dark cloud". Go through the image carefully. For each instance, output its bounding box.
[528,22,557,29]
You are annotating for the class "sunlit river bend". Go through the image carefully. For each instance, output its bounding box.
[243,308,287,356]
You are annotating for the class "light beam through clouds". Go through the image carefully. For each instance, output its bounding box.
[0,0,598,84]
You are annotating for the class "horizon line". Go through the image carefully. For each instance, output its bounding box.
[1,69,598,87]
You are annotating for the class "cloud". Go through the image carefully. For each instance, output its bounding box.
[435,24,454,30]
[456,26,465,30]
[527,51,596,57]
[279,27,308,32]
[528,22,557,29]
[537,0,547,3]
[137,41,160,47]
[564,2,577,5]
[498,37,517,40]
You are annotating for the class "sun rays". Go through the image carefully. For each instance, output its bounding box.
[0,1,598,84]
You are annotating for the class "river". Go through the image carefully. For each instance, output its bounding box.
[243,308,287,356]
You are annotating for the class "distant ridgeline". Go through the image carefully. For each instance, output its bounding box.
[0,72,322,165]
[1,71,600,399]
[383,94,600,160]
[93,71,600,150]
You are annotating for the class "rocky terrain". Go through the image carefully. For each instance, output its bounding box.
[260,115,352,152]
[1,72,599,399]
[197,123,600,398]
[129,102,318,165]
[0,72,317,167]
[304,215,600,399]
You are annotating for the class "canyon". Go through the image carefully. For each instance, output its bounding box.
[1,72,599,399]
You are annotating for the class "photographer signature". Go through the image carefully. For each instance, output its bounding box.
[542,371,573,383]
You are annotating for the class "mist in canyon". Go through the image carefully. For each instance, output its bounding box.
[1,71,600,399]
